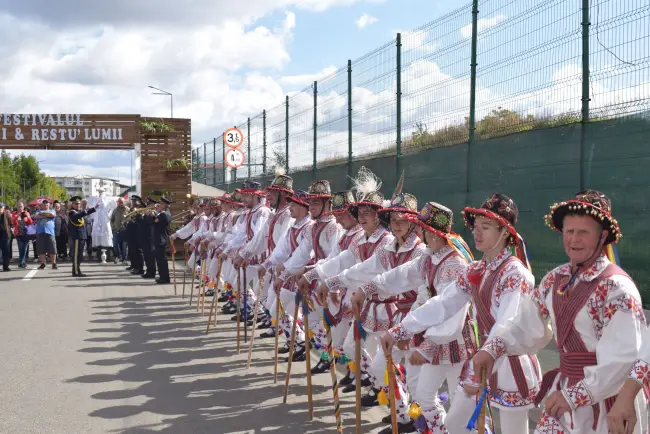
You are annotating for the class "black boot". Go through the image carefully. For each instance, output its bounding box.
[340,370,354,386]
[360,388,380,407]
[310,359,331,375]
[260,328,277,339]
[377,421,416,434]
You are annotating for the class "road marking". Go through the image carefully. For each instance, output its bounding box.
[22,269,39,281]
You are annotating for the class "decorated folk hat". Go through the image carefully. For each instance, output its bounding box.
[406,201,453,240]
[462,193,519,239]
[267,174,294,194]
[349,191,385,220]
[241,180,265,196]
[306,180,332,199]
[545,190,620,245]
[331,190,356,215]
[286,189,310,208]
[208,198,221,207]
[231,191,244,206]
[378,193,418,226]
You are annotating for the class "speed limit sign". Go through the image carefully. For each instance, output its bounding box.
[223,128,244,148]
[225,148,245,169]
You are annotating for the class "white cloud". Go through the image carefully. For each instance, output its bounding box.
[279,65,338,87]
[460,15,506,39]
[356,13,378,30]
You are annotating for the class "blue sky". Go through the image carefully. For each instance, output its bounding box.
[1,0,647,187]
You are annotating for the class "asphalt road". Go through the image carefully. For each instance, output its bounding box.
[0,256,566,433]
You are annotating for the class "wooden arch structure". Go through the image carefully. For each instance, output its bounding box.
[0,114,192,209]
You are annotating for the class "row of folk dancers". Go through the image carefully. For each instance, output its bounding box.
[170,167,650,434]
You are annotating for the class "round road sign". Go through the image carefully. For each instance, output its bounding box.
[225,148,245,169]
[223,128,244,148]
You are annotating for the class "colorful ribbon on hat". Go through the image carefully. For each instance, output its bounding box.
[513,233,532,273]
[448,232,474,263]
[606,243,621,266]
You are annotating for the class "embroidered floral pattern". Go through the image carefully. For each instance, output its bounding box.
[303,268,318,284]
[362,281,379,299]
[563,380,593,410]
[482,336,506,360]
[535,411,568,434]
[629,359,650,386]
[326,276,344,293]
[389,324,411,342]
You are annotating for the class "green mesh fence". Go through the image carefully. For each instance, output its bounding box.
[191,0,650,305]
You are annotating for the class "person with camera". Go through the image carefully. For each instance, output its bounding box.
[11,201,33,268]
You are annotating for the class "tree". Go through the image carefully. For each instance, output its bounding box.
[269,147,287,175]
[0,153,68,207]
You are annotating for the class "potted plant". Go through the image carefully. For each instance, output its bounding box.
[163,158,189,173]
[139,119,175,135]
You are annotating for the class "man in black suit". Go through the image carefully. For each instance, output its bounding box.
[68,196,97,277]
[153,197,172,284]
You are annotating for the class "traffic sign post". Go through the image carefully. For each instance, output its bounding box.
[225,148,245,169]
[224,128,244,148]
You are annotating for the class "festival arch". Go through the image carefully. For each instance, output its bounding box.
[1,114,193,254]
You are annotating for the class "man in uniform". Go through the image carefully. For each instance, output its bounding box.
[140,196,157,279]
[154,197,172,284]
[68,196,97,277]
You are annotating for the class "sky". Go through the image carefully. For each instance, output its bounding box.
[0,0,646,184]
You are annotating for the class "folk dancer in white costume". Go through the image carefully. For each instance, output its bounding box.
[366,202,476,433]
[318,189,425,432]
[251,172,295,337]
[170,198,206,273]
[300,190,364,386]
[472,190,649,434]
[381,193,542,434]
[262,190,313,354]
[220,181,271,323]
[273,180,341,362]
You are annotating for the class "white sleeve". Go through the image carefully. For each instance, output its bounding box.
[389,271,472,341]
[325,252,385,294]
[630,325,650,393]
[363,255,426,298]
[310,250,357,283]
[174,219,196,240]
[265,231,292,269]
[240,210,270,261]
[483,271,553,361]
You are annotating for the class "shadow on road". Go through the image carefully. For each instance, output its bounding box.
[68,295,382,433]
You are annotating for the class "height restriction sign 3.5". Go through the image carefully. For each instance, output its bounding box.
[225,148,245,169]
[223,127,243,148]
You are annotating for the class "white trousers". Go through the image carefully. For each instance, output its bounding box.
[445,385,530,434]
[406,363,464,432]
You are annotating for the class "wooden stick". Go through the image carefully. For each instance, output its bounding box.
[387,351,398,434]
[477,367,488,434]
[243,266,248,343]
[181,250,187,298]
[273,287,281,384]
[188,252,198,305]
[236,271,241,353]
[283,298,301,403]
[246,277,264,369]
[197,258,207,313]
[206,258,223,335]
[170,242,177,295]
[303,294,314,420]
[354,312,362,434]
[324,310,342,432]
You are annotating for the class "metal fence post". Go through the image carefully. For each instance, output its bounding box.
[247,117,251,179]
[579,0,591,190]
[396,34,402,180]
[203,143,207,185]
[347,59,353,187]
[313,81,318,175]
[221,133,225,186]
[212,138,216,186]
[466,0,479,198]
[285,95,290,173]
[262,110,267,175]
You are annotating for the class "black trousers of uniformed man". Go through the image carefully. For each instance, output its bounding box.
[154,245,170,282]
[128,236,143,273]
[71,238,85,276]
[142,239,156,277]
